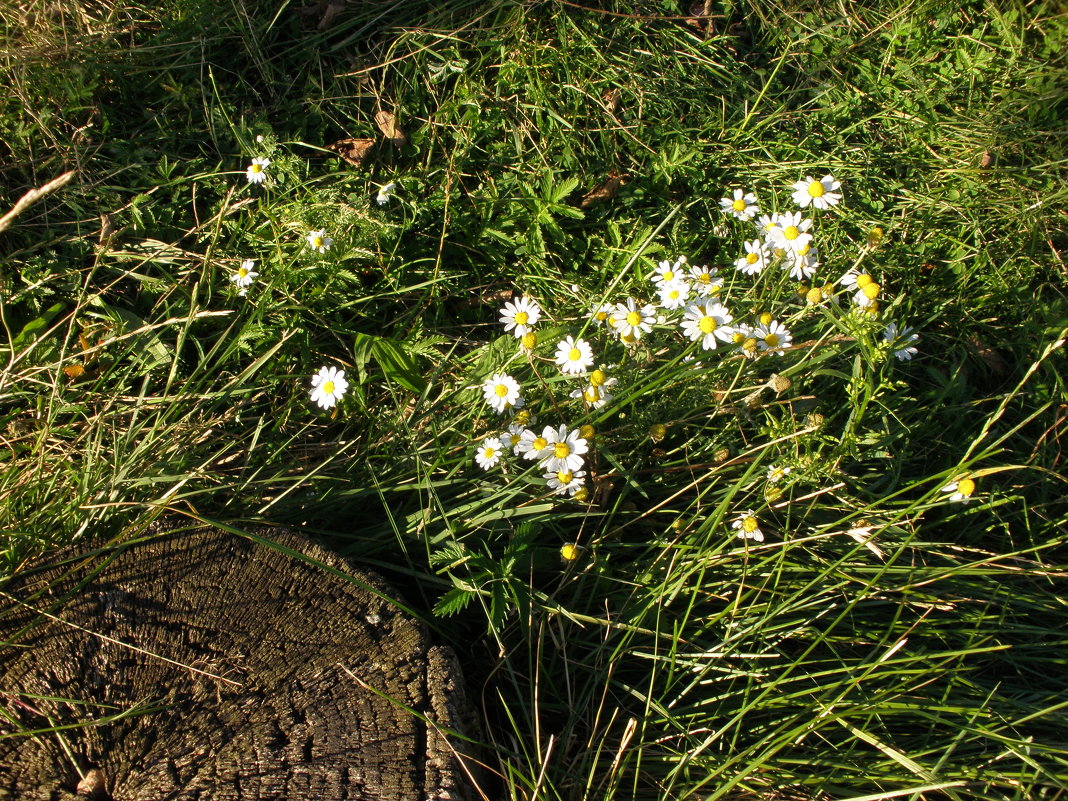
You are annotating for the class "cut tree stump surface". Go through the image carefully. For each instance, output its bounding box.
[0,520,473,800]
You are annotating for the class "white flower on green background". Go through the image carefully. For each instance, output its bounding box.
[786,244,819,281]
[475,437,504,470]
[376,181,396,205]
[731,510,764,542]
[482,373,521,414]
[610,298,656,342]
[540,424,588,473]
[230,259,259,296]
[500,296,542,337]
[688,264,723,295]
[720,188,760,220]
[657,279,691,311]
[768,211,813,253]
[756,320,792,355]
[736,239,770,275]
[839,268,881,307]
[555,335,594,375]
[503,423,525,455]
[589,302,614,327]
[883,322,920,361]
[680,299,735,350]
[518,426,552,462]
[942,477,977,502]
[767,465,791,483]
[652,257,686,287]
[546,468,587,497]
[791,174,842,210]
[306,229,333,253]
[246,157,270,184]
[570,382,614,409]
[755,212,782,242]
[309,366,349,410]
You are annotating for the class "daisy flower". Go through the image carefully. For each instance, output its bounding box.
[376,181,397,205]
[840,268,881,307]
[680,299,735,350]
[941,477,977,503]
[756,320,792,355]
[307,229,333,254]
[785,243,819,281]
[652,257,686,287]
[733,326,760,360]
[791,174,842,210]
[731,511,764,542]
[518,426,553,462]
[540,424,588,473]
[546,468,587,497]
[688,264,723,296]
[755,212,782,242]
[589,302,614,327]
[883,322,920,361]
[500,296,542,337]
[246,157,270,184]
[570,382,614,409]
[503,424,526,456]
[556,335,594,375]
[309,366,349,410]
[475,437,504,470]
[657,279,691,311]
[767,465,791,483]
[610,298,656,342]
[736,239,770,275]
[230,259,259,296]
[719,189,760,221]
[482,373,521,414]
[768,211,813,254]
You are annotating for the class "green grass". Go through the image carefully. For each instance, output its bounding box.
[2,0,1067,798]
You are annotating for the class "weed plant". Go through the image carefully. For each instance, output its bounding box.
[2,1,1067,799]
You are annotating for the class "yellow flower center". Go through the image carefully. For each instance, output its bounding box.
[250,164,262,173]
[514,311,529,325]
[553,442,571,459]
[621,331,638,344]
[742,516,758,533]
[590,369,606,387]
[697,272,710,283]
[862,282,880,300]
[560,543,579,561]
[322,381,335,394]
[312,236,324,249]
[765,220,777,232]
[573,487,588,501]
[649,423,667,441]
[662,270,674,282]
[783,226,799,240]
[855,273,873,288]
[746,253,759,264]
[759,312,772,326]
[495,384,510,397]
[237,267,248,277]
[669,289,680,300]
[595,310,607,321]
[797,242,810,256]
[709,283,721,294]
[731,331,745,344]
[764,333,780,347]
[732,198,746,212]
[626,310,642,326]
[807,180,825,197]
[957,478,976,497]
[806,287,824,305]
[568,347,581,361]
[583,387,601,403]
[521,332,537,349]
[556,470,573,484]
[483,447,495,458]
[532,436,548,451]
[515,410,531,424]
[698,316,717,334]
[742,337,758,352]
[578,424,594,439]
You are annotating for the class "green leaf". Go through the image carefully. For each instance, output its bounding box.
[353,332,427,394]
[433,586,475,617]
[11,302,66,352]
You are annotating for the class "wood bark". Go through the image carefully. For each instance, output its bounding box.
[0,520,474,800]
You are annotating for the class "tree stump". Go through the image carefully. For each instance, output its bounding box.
[0,520,475,800]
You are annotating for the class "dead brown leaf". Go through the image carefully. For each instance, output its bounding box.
[580,170,625,208]
[980,151,993,169]
[603,88,621,115]
[327,138,375,168]
[374,111,406,147]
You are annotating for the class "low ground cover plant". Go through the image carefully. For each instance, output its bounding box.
[1,1,1066,798]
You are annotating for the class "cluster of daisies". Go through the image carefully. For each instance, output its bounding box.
[235,154,400,411]
[471,174,941,537]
